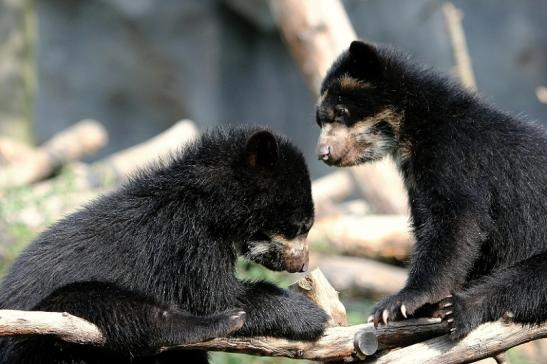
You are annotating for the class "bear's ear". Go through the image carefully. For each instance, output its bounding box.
[245,130,279,170]
[348,40,382,78]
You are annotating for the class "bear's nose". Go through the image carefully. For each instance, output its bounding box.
[316,144,331,161]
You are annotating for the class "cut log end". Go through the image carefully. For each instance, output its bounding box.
[355,329,379,358]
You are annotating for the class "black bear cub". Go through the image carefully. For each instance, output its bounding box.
[316,40,547,339]
[0,127,328,363]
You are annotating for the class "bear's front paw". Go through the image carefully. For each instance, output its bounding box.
[368,289,431,328]
[291,302,330,341]
[439,294,483,341]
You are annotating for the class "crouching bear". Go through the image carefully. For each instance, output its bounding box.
[316,40,547,339]
[0,127,329,363]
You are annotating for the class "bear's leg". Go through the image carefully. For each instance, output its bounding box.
[23,281,244,360]
[234,281,329,341]
[443,251,547,340]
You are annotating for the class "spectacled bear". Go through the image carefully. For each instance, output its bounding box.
[316,40,547,339]
[0,127,329,363]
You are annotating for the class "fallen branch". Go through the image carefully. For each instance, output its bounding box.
[350,162,408,215]
[1,120,200,237]
[442,2,477,91]
[68,119,199,190]
[310,254,406,298]
[368,320,547,364]
[31,120,198,194]
[0,120,107,188]
[309,214,413,261]
[312,170,356,217]
[269,0,407,215]
[0,137,35,165]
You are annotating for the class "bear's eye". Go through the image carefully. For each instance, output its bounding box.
[334,105,349,118]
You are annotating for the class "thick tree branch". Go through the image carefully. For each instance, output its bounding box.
[0,270,444,361]
[176,318,447,362]
[0,309,105,345]
[368,320,547,364]
[1,308,544,363]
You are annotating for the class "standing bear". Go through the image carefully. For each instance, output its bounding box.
[316,40,547,339]
[0,127,328,363]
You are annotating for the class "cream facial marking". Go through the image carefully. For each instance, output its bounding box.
[338,73,371,91]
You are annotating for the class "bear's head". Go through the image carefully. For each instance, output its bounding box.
[237,130,314,273]
[182,127,314,273]
[315,40,405,167]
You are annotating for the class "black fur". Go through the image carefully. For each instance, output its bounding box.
[0,127,328,363]
[317,41,547,339]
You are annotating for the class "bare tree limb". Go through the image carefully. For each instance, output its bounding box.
[268,0,355,92]
[0,310,105,345]
[0,120,108,189]
[33,119,199,193]
[368,321,547,364]
[269,0,407,215]
[309,214,413,261]
[442,2,477,91]
[350,162,408,215]
[0,269,445,362]
[310,254,406,298]
[172,318,447,362]
[0,137,35,165]
[312,170,356,217]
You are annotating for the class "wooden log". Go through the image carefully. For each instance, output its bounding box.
[310,254,406,298]
[0,269,446,362]
[442,2,477,91]
[175,318,447,362]
[350,162,408,215]
[3,306,541,363]
[1,121,199,239]
[312,170,355,205]
[0,137,35,165]
[89,119,198,186]
[368,320,547,364]
[0,120,107,188]
[32,119,199,192]
[269,0,355,92]
[269,0,407,215]
[309,214,413,261]
[312,170,356,217]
